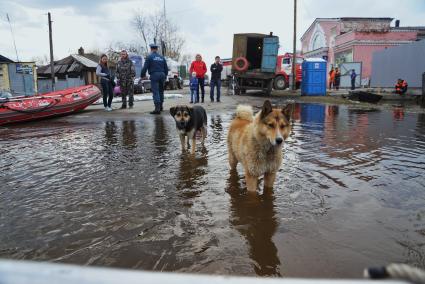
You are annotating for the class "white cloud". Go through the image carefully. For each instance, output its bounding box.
[0,0,424,69]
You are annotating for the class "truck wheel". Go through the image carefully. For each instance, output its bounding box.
[273,76,287,90]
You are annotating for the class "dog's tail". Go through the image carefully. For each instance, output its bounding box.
[235,105,254,122]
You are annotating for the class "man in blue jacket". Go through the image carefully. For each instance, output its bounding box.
[141,43,169,114]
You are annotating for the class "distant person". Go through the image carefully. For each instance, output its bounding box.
[328,67,335,89]
[141,43,168,114]
[210,56,223,102]
[334,67,341,90]
[350,69,357,90]
[189,72,198,104]
[116,50,136,109]
[395,79,408,95]
[96,54,113,111]
[189,54,207,103]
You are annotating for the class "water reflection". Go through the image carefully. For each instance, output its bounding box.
[152,116,169,156]
[227,170,281,276]
[104,121,118,146]
[392,106,405,121]
[210,115,223,144]
[122,121,137,148]
[176,148,208,203]
[1,105,425,277]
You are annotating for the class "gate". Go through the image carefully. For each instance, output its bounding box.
[338,62,362,88]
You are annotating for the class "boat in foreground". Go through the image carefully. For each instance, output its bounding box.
[0,85,101,126]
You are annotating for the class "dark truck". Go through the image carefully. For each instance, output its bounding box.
[231,33,279,95]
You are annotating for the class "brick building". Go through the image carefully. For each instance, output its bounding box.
[300,18,425,82]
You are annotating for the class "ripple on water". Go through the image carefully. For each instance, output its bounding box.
[0,105,425,276]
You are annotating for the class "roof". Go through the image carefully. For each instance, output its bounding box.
[71,54,98,68]
[37,54,98,75]
[0,55,14,63]
[340,17,393,21]
[301,17,394,40]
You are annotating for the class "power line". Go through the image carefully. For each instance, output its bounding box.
[6,13,20,62]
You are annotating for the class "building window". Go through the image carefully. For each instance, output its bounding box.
[311,32,326,51]
[335,49,353,66]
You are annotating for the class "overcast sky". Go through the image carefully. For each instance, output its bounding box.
[1,0,424,67]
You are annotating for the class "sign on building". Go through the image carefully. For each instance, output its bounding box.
[16,64,33,75]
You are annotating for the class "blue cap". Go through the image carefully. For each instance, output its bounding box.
[149,43,159,49]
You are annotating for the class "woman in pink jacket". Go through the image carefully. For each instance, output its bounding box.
[189,54,207,103]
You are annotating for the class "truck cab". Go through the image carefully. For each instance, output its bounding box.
[274,53,303,90]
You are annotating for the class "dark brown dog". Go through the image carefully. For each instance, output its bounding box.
[170,105,207,154]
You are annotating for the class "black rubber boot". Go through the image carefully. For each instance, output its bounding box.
[121,94,127,109]
[150,103,160,115]
[160,103,163,112]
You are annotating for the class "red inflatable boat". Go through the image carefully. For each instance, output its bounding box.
[0,85,101,126]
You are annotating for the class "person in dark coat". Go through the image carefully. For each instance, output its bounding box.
[141,43,169,114]
[350,69,357,90]
[116,50,136,109]
[210,56,223,102]
[334,67,341,90]
[96,54,114,111]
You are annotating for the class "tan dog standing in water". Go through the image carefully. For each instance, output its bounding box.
[227,100,293,192]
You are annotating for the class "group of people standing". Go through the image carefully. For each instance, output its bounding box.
[96,46,223,115]
[96,50,136,111]
[328,67,357,90]
[189,55,222,103]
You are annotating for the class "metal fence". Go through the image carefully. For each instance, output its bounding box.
[371,40,425,88]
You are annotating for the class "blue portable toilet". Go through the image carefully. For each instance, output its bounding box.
[301,58,327,96]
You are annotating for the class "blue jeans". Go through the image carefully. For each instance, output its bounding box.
[190,89,198,103]
[101,79,113,107]
[210,79,221,101]
[150,72,166,105]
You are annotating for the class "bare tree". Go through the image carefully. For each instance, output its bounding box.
[31,55,50,66]
[132,12,149,54]
[105,41,145,64]
[180,53,194,68]
[131,10,185,60]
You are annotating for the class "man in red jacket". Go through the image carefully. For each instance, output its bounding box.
[189,54,207,103]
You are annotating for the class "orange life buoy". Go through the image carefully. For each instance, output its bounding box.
[234,57,249,72]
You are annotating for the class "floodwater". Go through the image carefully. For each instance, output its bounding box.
[1,103,424,278]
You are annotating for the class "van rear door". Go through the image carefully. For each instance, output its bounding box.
[261,37,279,73]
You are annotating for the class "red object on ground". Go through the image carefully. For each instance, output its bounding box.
[0,84,102,125]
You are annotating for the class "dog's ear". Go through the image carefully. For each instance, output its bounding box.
[187,106,193,116]
[170,107,176,117]
[261,100,273,119]
[282,104,294,120]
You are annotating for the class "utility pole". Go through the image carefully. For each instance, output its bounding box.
[48,12,55,91]
[291,0,297,90]
[162,0,167,57]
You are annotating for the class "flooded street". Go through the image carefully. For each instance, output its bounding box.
[1,102,425,278]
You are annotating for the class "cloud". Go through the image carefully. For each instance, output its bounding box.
[0,0,424,69]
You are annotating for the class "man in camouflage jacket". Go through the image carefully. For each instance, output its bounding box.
[116,50,136,109]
